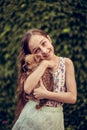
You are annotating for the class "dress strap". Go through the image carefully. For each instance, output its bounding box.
[58,57,65,71]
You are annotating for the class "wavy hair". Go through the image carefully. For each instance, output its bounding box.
[14,29,48,122]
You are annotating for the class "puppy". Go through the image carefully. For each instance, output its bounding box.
[22,54,53,109]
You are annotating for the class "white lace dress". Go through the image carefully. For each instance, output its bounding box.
[12,57,66,130]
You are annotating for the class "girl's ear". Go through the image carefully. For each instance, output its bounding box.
[47,35,52,43]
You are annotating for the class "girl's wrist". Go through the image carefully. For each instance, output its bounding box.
[41,60,48,69]
[45,90,52,99]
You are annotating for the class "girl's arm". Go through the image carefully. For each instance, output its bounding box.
[34,58,77,104]
[24,61,47,94]
[24,60,55,94]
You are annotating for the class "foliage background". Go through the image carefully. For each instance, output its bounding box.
[0,0,87,130]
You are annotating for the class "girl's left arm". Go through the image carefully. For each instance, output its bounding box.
[34,58,77,104]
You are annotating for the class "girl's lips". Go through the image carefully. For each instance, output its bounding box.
[43,50,51,59]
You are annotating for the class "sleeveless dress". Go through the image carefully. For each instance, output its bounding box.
[12,57,66,130]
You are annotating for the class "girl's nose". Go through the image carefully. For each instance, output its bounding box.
[41,47,47,54]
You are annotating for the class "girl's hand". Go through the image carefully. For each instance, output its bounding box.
[42,60,56,69]
[33,79,48,99]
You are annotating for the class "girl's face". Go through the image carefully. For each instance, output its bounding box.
[28,35,54,60]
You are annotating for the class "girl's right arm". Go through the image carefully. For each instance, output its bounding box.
[24,61,48,94]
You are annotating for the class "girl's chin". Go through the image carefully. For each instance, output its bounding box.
[43,54,53,60]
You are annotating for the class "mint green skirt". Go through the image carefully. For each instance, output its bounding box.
[12,101,64,130]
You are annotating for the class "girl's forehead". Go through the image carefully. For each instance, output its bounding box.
[30,35,46,43]
[29,35,47,48]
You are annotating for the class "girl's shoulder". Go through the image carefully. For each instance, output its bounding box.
[64,57,74,65]
[56,56,74,70]
[59,56,73,63]
[64,57,74,72]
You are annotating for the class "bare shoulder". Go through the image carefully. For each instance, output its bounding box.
[65,58,74,71]
[65,58,73,65]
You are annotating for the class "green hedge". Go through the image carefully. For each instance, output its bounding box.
[0,0,87,130]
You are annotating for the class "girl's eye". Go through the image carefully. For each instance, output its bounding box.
[34,49,40,54]
[42,41,46,46]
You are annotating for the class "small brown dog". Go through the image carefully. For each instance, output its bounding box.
[22,54,53,109]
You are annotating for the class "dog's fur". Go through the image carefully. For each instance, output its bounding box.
[22,54,53,109]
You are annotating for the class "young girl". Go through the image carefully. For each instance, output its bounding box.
[12,29,77,130]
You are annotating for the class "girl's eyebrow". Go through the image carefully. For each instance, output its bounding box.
[40,39,44,44]
[32,39,44,52]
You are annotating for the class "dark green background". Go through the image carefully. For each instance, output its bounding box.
[0,0,87,130]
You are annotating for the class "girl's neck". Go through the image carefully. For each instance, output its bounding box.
[51,54,59,62]
[49,55,60,73]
